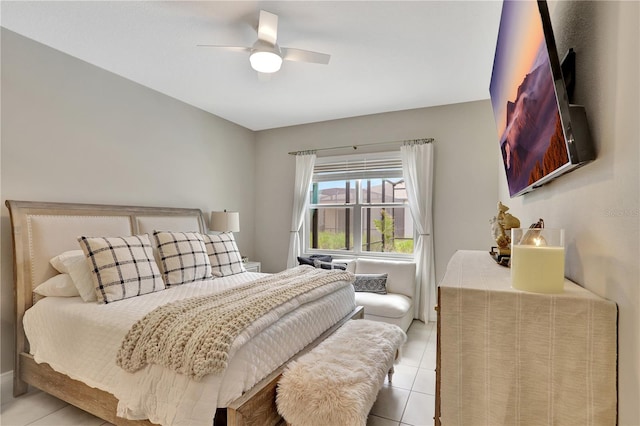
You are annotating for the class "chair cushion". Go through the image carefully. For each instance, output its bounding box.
[332,259,356,273]
[314,259,347,270]
[297,254,332,266]
[354,258,416,299]
[354,292,412,319]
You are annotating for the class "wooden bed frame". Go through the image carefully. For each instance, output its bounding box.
[6,200,364,426]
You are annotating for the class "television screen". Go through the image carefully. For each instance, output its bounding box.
[489,0,594,197]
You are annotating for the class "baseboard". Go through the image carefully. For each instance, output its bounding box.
[1,370,14,404]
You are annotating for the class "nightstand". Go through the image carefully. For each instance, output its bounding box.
[244,261,261,272]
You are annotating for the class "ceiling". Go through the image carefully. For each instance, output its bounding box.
[1,1,503,131]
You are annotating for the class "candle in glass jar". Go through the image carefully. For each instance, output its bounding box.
[510,228,565,294]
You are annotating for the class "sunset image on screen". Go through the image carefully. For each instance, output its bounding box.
[489,0,569,197]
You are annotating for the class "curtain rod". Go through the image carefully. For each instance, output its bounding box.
[287,138,434,155]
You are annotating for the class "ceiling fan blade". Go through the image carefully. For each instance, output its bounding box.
[258,10,278,45]
[257,10,278,45]
[281,48,331,65]
[196,45,251,54]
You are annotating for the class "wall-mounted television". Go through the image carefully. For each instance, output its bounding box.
[489,0,595,198]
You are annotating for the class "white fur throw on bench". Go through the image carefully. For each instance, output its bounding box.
[276,319,407,426]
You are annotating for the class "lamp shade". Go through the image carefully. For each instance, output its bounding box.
[210,211,240,232]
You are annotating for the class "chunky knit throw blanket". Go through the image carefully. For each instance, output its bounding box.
[116,265,354,380]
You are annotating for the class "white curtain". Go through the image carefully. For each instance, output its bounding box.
[401,141,436,322]
[286,152,316,269]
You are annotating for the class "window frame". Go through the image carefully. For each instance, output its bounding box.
[303,152,414,260]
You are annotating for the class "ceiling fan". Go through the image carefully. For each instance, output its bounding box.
[198,10,331,74]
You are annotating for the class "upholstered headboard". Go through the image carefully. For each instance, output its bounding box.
[5,200,207,369]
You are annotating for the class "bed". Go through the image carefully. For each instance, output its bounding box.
[6,200,362,426]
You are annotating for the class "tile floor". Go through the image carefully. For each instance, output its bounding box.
[0,320,436,426]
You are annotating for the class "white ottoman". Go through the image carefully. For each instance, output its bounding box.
[276,319,406,426]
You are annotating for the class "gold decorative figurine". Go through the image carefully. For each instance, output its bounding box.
[489,202,520,265]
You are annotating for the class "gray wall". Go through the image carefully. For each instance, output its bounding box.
[0,29,257,373]
[254,100,499,302]
[498,2,639,424]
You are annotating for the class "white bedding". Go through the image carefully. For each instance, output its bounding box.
[23,271,356,426]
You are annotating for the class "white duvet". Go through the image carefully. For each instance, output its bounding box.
[23,271,356,426]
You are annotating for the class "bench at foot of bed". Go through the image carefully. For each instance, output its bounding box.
[275,319,406,426]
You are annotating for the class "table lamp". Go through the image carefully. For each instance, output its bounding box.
[210,210,240,233]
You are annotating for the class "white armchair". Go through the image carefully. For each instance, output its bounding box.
[343,258,417,332]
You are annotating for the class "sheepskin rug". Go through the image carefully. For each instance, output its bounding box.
[276,319,406,426]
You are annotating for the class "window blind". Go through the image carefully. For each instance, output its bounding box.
[312,153,403,182]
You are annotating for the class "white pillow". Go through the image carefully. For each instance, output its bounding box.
[153,231,213,287]
[50,250,97,302]
[34,274,80,297]
[50,249,84,273]
[202,232,246,277]
[78,234,165,304]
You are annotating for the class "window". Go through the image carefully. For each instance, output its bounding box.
[305,152,413,257]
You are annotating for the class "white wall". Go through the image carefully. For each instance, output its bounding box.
[254,100,499,290]
[497,2,639,424]
[0,29,257,373]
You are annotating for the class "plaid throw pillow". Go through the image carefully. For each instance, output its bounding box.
[202,232,246,277]
[353,273,388,294]
[153,231,213,286]
[78,234,164,304]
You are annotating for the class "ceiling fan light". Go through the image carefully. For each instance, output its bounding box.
[250,50,283,73]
